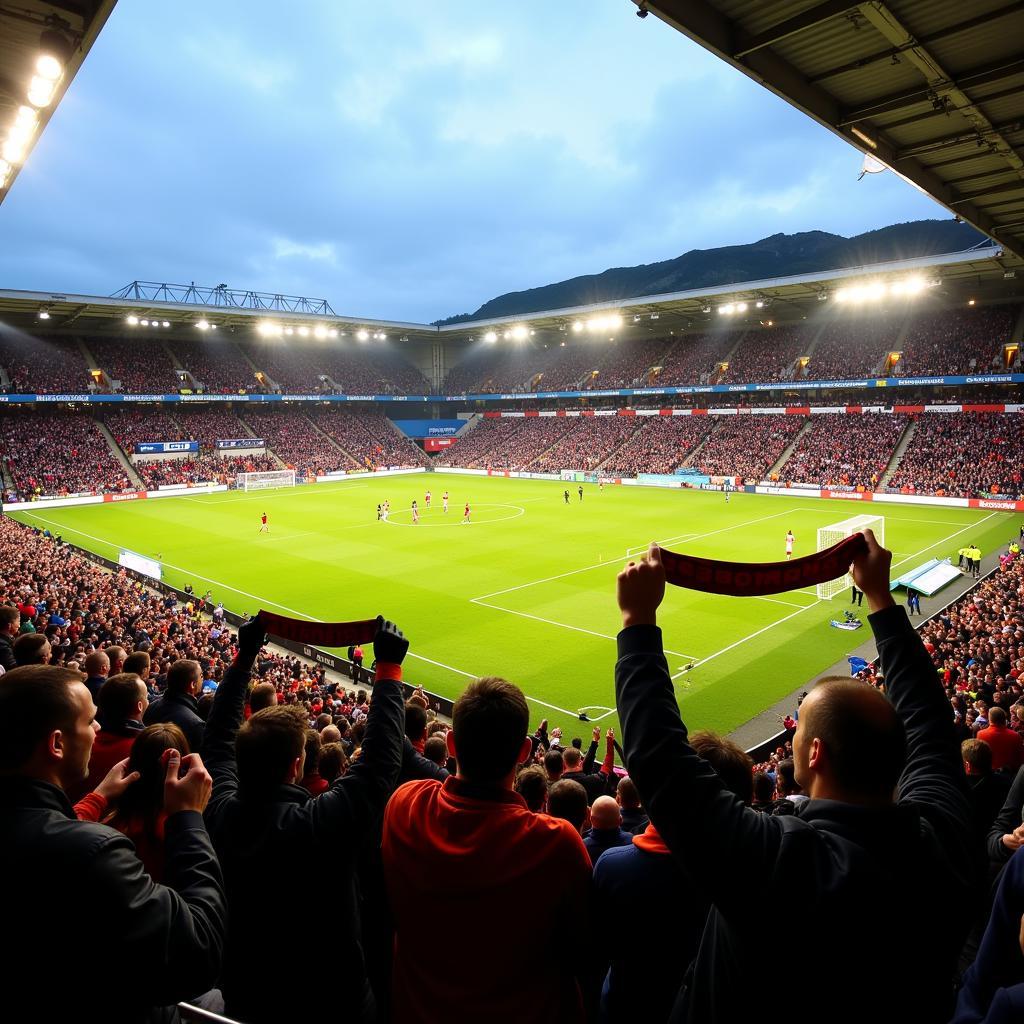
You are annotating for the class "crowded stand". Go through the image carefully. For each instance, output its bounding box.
[443,343,567,394]
[234,408,348,476]
[87,337,179,393]
[896,305,1018,377]
[721,323,817,383]
[436,415,570,470]
[654,329,739,386]
[0,410,131,500]
[312,345,432,395]
[888,413,1024,499]
[696,415,807,481]
[524,416,641,472]
[246,341,337,393]
[588,336,676,389]
[170,338,263,394]
[102,408,185,452]
[802,315,899,380]
[171,407,257,448]
[133,452,280,489]
[0,333,93,393]
[779,414,907,490]
[306,409,429,468]
[602,415,715,476]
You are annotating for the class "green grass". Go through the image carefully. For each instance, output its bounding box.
[11,473,1020,735]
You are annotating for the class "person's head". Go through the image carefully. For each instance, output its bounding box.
[320,724,342,745]
[166,659,202,697]
[319,742,347,784]
[315,713,332,732]
[84,650,110,680]
[424,734,448,767]
[616,776,642,810]
[547,779,589,833]
[752,771,775,804]
[0,666,96,790]
[236,704,309,793]
[793,677,906,804]
[990,706,1008,728]
[514,764,549,812]
[249,681,278,713]
[105,646,127,675]
[98,673,149,724]
[449,676,531,786]
[543,749,565,782]
[775,758,801,797]
[118,723,189,820]
[405,702,428,744]
[13,633,50,666]
[962,738,993,776]
[590,795,622,830]
[0,605,19,638]
[123,650,151,680]
[303,729,321,777]
[563,747,583,771]
[690,730,754,804]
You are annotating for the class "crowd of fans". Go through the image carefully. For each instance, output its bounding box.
[0,333,93,393]
[102,408,185,452]
[435,415,570,470]
[897,306,1018,377]
[171,408,256,447]
[0,411,132,500]
[780,414,908,490]
[133,452,281,489]
[306,409,429,468]
[602,416,715,477]
[720,323,816,384]
[87,337,179,393]
[170,338,262,394]
[696,415,807,481]
[888,413,1024,499]
[524,416,642,473]
[236,409,351,477]
[803,315,899,380]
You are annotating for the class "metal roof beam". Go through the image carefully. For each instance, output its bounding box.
[894,119,1024,160]
[732,0,860,59]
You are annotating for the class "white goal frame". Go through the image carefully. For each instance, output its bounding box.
[236,470,296,492]
[816,514,884,599]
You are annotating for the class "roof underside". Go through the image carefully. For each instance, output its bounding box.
[635,0,1024,266]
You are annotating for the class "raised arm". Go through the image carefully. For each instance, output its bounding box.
[615,544,781,911]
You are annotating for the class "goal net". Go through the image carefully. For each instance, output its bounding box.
[816,514,884,599]
[237,470,295,492]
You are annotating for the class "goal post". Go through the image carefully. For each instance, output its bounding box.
[816,514,885,599]
[236,470,296,492]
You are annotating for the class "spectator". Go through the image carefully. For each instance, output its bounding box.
[319,741,348,784]
[145,658,206,752]
[203,617,405,1024]
[978,707,1024,774]
[424,734,448,769]
[300,729,328,796]
[0,664,224,1020]
[81,672,149,797]
[382,675,592,1023]
[548,778,590,834]
[615,775,649,834]
[774,757,807,808]
[13,632,50,665]
[105,645,127,676]
[544,747,565,783]
[248,681,278,713]
[515,763,549,812]
[83,649,110,702]
[0,604,17,670]
[613,533,977,1023]
[583,795,633,865]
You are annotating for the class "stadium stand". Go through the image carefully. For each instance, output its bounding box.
[0,333,93,393]
[87,337,179,393]
[887,413,1024,499]
[524,415,641,472]
[721,323,817,383]
[602,415,715,476]
[233,408,347,477]
[696,415,807,481]
[896,306,1019,377]
[170,338,263,394]
[305,409,429,469]
[802,315,899,381]
[779,414,908,490]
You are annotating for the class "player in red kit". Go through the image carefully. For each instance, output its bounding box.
[442,491,449,513]
[425,490,431,508]
[461,502,470,524]
[259,512,269,534]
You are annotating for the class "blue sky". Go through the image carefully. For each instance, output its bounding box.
[0,1,945,322]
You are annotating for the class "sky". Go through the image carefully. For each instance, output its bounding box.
[0,0,947,322]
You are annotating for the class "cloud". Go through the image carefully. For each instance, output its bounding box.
[272,238,339,265]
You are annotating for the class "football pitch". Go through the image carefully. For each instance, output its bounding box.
[11,473,1020,736]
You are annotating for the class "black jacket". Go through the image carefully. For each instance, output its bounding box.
[0,632,15,671]
[145,690,205,752]
[0,777,226,1023]
[987,764,1024,866]
[202,657,405,1024]
[616,604,979,1024]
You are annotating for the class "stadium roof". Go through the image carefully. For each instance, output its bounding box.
[632,0,1024,266]
[0,0,116,204]
[0,245,1016,345]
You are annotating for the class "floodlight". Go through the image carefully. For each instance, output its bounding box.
[718,304,734,315]
[140,319,149,326]
[210,324,217,330]
[356,329,369,341]
[379,332,387,340]
[572,321,584,333]
[2,138,26,164]
[313,325,328,340]
[735,302,747,313]
[35,54,62,81]
[968,299,976,306]
[298,326,310,338]
[511,325,528,340]
[284,328,294,336]
[162,321,170,328]
[483,331,497,343]
[27,76,55,107]
[37,310,49,319]
[126,315,139,326]
[328,328,338,338]
[196,319,210,331]
[0,158,10,183]
[608,314,623,329]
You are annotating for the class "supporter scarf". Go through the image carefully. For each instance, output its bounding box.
[633,823,671,855]
[659,533,867,597]
[257,610,378,647]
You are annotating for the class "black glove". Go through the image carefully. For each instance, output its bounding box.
[373,616,408,666]
[237,616,268,662]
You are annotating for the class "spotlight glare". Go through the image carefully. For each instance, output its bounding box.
[162,321,170,328]
[37,310,49,319]
[2,138,26,164]
[313,325,328,340]
[140,319,149,326]
[126,315,139,326]
[27,76,55,107]
[572,321,584,333]
[735,302,747,313]
[356,329,369,342]
[35,54,62,81]
[483,330,497,343]
[196,319,210,331]
[297,326,310,338]
[284,327,294,336]
[511,325,529,341]
[328,328,338,338]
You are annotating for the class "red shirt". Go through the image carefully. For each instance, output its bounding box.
[976,724,1024,772]
[261,514,267,523]
[382,776,590,1024]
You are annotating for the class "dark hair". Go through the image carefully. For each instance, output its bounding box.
[315,713,332,732]
[690,730,754,804]
[303,729,322,774]
[405,702,428,743]
[775,758,800,796]
[424,735,448,766]
[0,605,20,632]
[802,678,906,800]
[752,771,775,803]
[548,779,588,831]
[249,682,277,713]
[990,707,1008,728]
[236,705,308,793]
[115,723,190,825]
[122,651,151,678]
[616,776,641,808]
[13,633,49,666]
[962,738,993,774]
[451,677,529,784]
[543,749,565,779]
[515,764,548,812]
[97,673,146,722]
[0,666,83,771]
[319,742,348,783]
[166,659,201,695]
